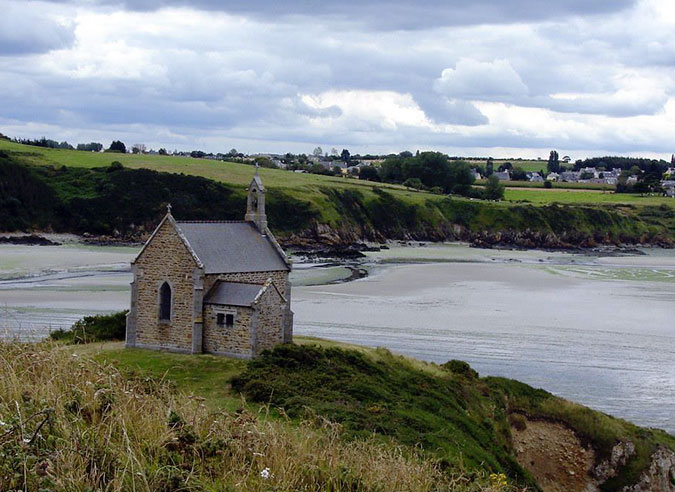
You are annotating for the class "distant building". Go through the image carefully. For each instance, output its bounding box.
[529,173,544,183]
[493,171,511,181]
[546,172,560,182]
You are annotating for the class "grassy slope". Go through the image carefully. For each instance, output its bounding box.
[2,139,674,244]
[87,339,675,492]
[4,340,484,492]
[3,139,673,208]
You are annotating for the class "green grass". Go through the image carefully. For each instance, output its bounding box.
[67,339,675,491]
[93,343,248,412]
[3,139,673,209]
[503,187,673,206]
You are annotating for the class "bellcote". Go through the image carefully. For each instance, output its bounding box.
[245,166,267,231]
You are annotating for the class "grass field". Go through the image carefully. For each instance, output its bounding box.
[503,187,673,206]
[3,139,673,210]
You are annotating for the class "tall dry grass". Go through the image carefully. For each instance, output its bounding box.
[0,342,513,491]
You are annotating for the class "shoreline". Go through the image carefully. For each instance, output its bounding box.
[2,230,671,258]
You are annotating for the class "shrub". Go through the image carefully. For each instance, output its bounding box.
[50,311,128,344]
[441,359,479,379]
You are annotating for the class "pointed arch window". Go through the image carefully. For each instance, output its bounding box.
[159,282,171,321]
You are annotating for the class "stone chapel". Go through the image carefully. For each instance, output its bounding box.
[125,169,292,358]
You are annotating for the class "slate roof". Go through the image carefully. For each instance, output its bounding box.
[175,221,289,274]
[204,281,265,307]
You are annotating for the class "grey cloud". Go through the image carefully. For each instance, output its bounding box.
[414,93,487,126]
[44,0,636,29]
[0,4,75,55]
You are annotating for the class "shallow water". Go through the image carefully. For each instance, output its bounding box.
[1,242,673,433]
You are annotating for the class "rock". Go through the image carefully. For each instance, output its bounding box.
[0,234,60,246]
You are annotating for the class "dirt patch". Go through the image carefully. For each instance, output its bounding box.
[511,415,595,492]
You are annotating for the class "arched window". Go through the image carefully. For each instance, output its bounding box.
[159,282,171,321]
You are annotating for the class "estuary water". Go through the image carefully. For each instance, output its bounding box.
[1,242,674,434]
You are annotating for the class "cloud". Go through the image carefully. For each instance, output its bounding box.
[1,0,673,158]
[0,1,75,55]
[42,0,636,30]
[434,59,529,99]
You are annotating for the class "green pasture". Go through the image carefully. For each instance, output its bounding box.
[503,187,673,206]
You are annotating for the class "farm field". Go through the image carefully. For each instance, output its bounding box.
[2,139,673,211]
[503,187,673,206]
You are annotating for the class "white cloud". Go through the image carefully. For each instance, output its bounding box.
[434,58,529,98]
[301,90,432,131]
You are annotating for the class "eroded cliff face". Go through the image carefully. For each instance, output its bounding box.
[277,220,674,251]
[510,415,675,492]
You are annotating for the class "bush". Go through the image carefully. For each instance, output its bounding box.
[544,180,553,189]
[483,175,505,200]
[441,359,479,379]
[50,311,128,344]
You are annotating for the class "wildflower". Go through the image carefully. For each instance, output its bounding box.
[23,438,31,444]
[260,467,272,479]
[253,452,264,457]
[489,472,508,489]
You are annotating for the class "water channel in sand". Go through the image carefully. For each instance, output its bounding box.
[1,242,674,433]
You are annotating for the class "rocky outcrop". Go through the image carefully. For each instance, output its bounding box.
[622,447,675,492]
[277,221,674,252]
[587,441,636,490]
[511,415,675,492]
[0,234,60,246]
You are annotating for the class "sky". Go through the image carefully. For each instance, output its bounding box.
[1,0,674,159]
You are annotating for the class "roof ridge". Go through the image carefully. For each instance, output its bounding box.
[176,220,247,224]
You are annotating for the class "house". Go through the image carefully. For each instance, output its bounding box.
[493,171,511,181]
[546,172,560,182]
[560,171,580,182]
[528,173,544,183]
[472,169,482,180]
[125,169,293,358]
[662,180,675,197]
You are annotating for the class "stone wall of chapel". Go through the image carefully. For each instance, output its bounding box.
[134,220,197,352]
[255,287,285,353]
[203,305,252,356]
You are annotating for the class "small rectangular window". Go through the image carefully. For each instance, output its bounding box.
[216,313,225,325]
[226,314,234,327]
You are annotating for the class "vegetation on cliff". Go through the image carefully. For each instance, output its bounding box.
[2,335,673,491]
[1,140,674,247]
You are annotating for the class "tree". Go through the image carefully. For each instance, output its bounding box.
[483,175,504,200]
[547,150,560,173]
[158,148,168,155]
[341,149,351,163]
[132,143,146,154]
[445,160,475,194]
[359,165,380,182]
[510,167,527,181]
[330,148,339,157]
[403,177,424,190]
[312,146,323,157]
[76,142,103,152]
[485,159,494,177]
[107,140,127,153]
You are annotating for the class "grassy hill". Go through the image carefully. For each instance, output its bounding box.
[2,337,672,491]
[1,139,674,247]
